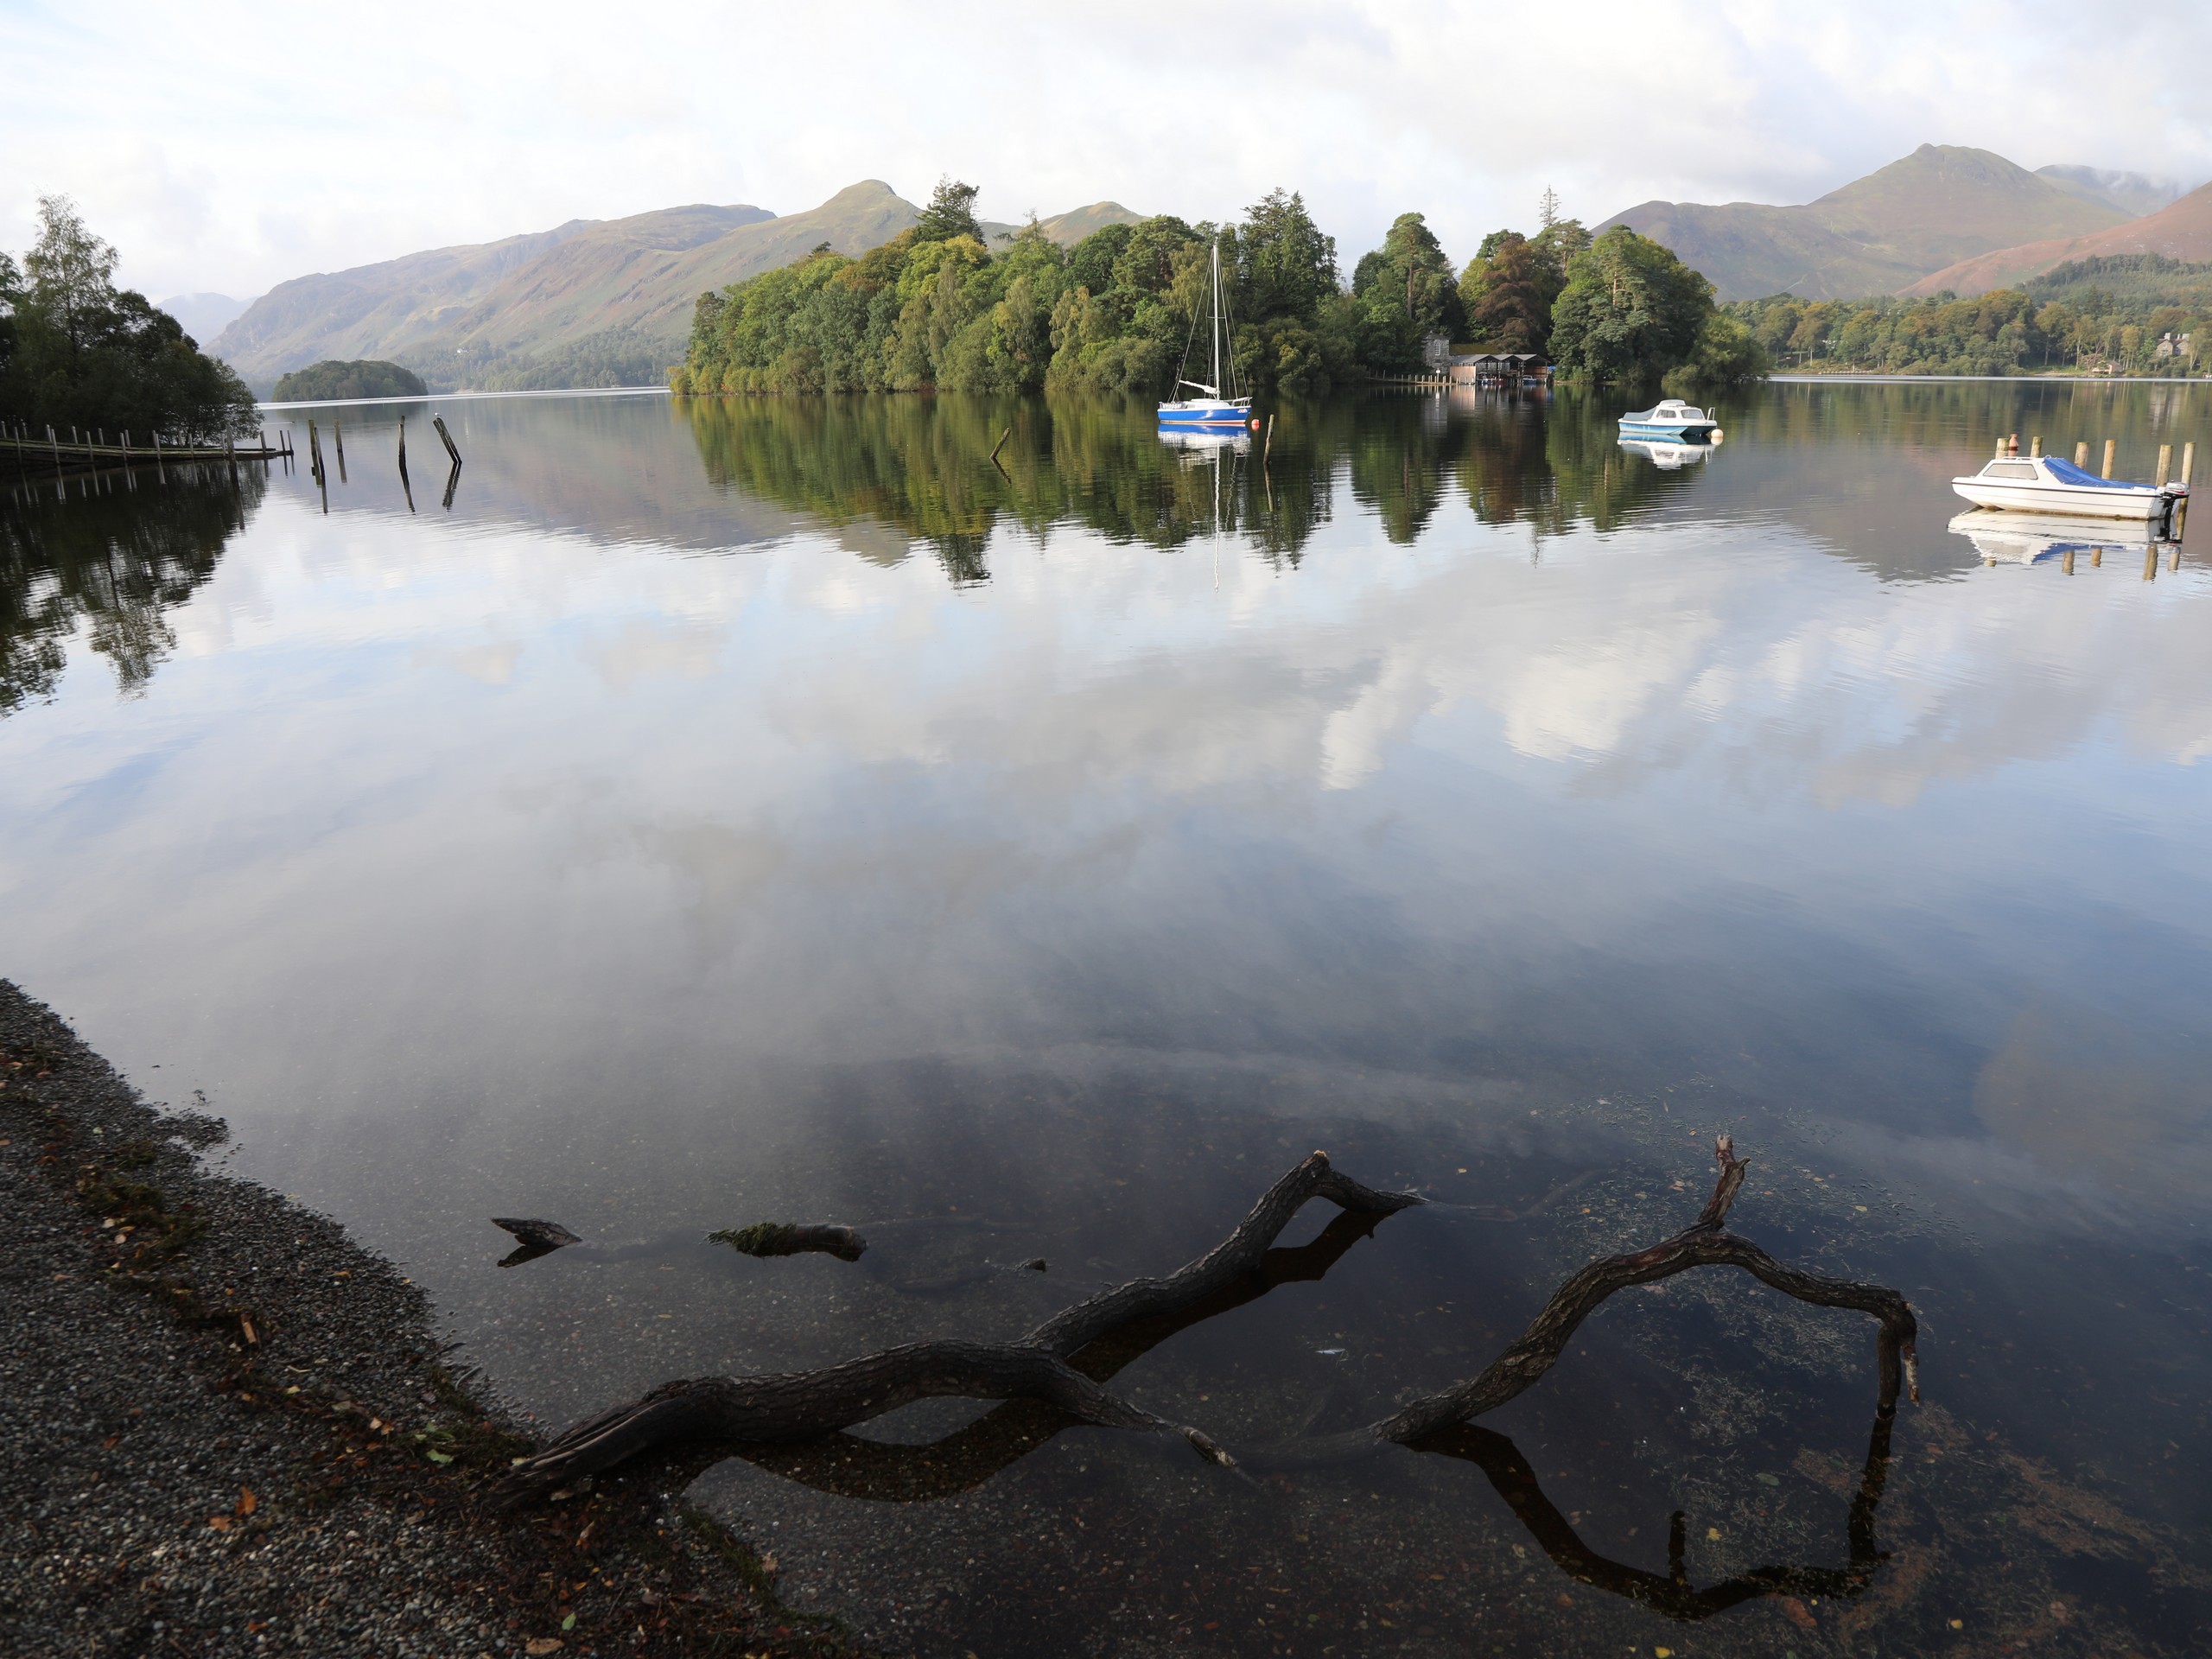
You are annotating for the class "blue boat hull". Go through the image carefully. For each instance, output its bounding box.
[1618,420,1714,440]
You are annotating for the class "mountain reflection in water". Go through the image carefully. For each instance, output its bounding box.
[4,382,2212,1656]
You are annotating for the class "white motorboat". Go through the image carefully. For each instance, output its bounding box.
[1618,437,1710,470]
[1618,398,1718,440]
[1946,508,2157,564]
[1950,454,2185,524]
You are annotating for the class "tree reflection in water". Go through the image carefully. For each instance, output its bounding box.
[2,461,263,712]
[678,387,1695,582]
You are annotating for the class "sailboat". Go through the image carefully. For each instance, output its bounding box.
[1158,240,1255,431]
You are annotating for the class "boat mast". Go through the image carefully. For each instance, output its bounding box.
[1211,240,1222,398]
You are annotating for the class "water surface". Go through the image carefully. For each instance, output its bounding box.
[4,384,2210,1656]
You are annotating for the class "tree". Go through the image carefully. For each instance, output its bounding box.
[23,196,118,350]
[1547,225,1714,384]
[0,195,257,442]
[1459,232,1551,352]
[1233,188,1338,323]
[1351,212,1466,359]
[914,178,982,245]
[1661,313,1771,396]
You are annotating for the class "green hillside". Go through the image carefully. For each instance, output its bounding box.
[1600,145,2133,301]
[213,188,1144,393]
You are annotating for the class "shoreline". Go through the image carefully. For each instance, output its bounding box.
[0,978,864,1659]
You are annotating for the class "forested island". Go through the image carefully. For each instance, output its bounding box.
[0,198,257,444]
[1731,254,2212,376]
[271,359,427,402]
[674,181,1768,398]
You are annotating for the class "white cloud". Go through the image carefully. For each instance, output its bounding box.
[3,1,2208,302]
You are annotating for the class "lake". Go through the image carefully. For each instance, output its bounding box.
[4,382,2210,1656]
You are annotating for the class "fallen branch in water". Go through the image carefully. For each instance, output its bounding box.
[490,1151,1419,1506]
[1359,1136,1917,1453]
[491,1140,1916,1510]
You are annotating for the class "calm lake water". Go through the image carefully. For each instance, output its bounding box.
[5,383,2212,1656]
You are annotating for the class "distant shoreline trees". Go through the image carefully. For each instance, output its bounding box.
[0,198,257,443]
[1730,257,2212,376]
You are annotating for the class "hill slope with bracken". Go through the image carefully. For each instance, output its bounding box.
[1600,145,2133,301]
[213,186,1144,391]
[1901,183,2212,297]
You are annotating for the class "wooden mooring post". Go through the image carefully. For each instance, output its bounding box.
[2102,439,2116,480]
[2157,444,2171,486]
[2075,441,2089,467]
[432,416,461,467]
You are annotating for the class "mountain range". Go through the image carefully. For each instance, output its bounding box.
[202,149,2203,393]
[213,184,1142,392]
[1594,145,2181,302]
[1902,181,2212,296]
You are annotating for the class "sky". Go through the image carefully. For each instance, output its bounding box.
[3,0,2210,305]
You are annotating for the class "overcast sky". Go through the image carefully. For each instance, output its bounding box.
[4,0,2209,304]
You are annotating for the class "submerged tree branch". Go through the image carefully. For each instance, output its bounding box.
[491,1151,1418,1506]
[491,1140,1917,1516]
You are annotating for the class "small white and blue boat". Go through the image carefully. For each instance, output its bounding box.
[1160,241,1255,433]
[1951,453,2186,524]
[1618,398,1718,441]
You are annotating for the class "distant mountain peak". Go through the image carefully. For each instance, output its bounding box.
[1599,144,2132,301]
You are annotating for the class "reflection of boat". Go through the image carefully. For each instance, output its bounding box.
[1946,508,2159,564]
[1950,454,2184,523]
[1618,398,1716,440]
[1618,437,1710,470]
[1159,429,1250,454]
[1158,241,1255,431]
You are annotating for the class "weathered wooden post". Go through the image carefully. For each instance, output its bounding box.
[334,420,347,484]
[397,417,415,513]
[2075,441,2089,467]
[2102,439,2116,479]
[2063,547,2075,575]
[2145,545,2159,581]
[431,416,461,467]
[2157,444,2171,486]
[2029,435,2041,457]
[2092,548,2102,566]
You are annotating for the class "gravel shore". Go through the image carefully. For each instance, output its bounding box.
[0,980,866,1659]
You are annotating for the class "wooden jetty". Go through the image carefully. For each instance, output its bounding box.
[1,423,290,475]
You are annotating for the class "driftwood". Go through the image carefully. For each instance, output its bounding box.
[490,1141,1916,1512]
[491,1217,582,1268]
[492,1152,1416,1505]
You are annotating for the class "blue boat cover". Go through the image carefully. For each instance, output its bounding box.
[2041,457,2144,490]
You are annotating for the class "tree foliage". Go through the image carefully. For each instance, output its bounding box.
[1350,213,1467,371]
[676,187,1362,400]
[272,359,427,401]
[0,197,257,442]
[1547,226,1715,385]
[1730,260,2212,376]
[1456,217,1588,356]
